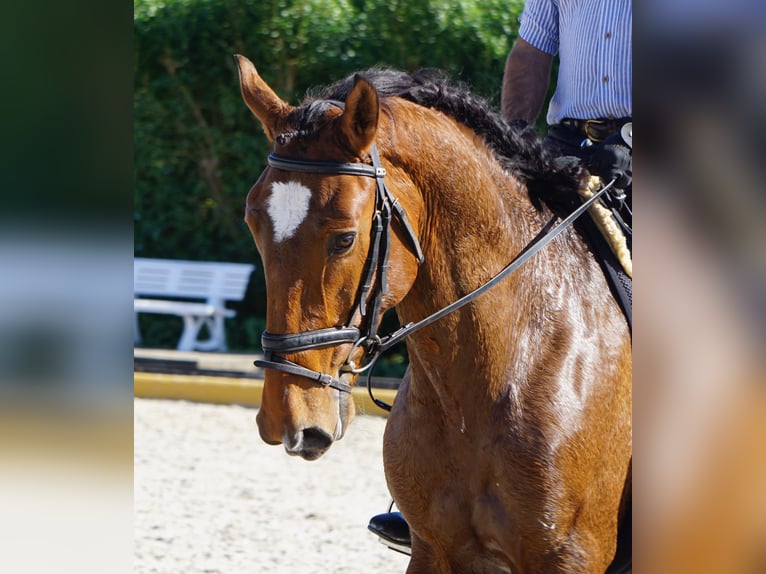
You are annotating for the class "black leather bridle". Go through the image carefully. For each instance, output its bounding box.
[254,143,424,395]
[255,140,615,410]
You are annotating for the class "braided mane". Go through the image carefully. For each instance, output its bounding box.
[295,67,587,210]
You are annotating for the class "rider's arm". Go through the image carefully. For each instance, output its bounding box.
[501,38,554,125]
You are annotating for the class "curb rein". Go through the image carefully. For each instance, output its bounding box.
[255,144,615,411]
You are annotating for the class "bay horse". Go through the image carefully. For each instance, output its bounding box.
[235,55,631,573]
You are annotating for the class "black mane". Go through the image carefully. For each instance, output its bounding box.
[297,67,587,211]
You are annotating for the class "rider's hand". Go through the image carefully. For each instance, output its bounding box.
[585,132,632,189]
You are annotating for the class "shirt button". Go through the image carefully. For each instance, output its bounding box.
[602,75,609,83]
[605,32,612,39]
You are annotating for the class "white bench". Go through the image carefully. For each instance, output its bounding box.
[134,258,255,352]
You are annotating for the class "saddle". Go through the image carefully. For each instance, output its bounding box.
[538,160,632,333]
[579,175,632,332]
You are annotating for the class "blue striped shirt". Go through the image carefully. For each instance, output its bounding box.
[519,0,632,125]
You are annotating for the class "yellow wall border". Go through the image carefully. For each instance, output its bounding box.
[134,372,395,417]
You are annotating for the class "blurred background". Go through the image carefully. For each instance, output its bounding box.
[636,2,766,571]
[0,0,764,572]
[1,2,134,573]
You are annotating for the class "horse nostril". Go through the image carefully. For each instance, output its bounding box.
[300,427,333,460]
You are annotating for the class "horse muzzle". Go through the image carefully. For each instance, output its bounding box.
[283,426,334,461]
[255,371,355,460]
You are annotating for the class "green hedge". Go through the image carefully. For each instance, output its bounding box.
[135,0,525,372]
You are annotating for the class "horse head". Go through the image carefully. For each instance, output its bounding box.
[236,55,421,460]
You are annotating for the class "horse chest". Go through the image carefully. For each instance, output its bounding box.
[386,408,518,519]
[385,392,563,550]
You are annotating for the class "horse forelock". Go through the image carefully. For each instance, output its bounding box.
[275,100,342,144]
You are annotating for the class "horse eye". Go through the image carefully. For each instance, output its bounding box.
[330,232,356,255]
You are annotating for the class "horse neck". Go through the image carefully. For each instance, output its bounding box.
[383,106,553,400]
[384,103,537,272]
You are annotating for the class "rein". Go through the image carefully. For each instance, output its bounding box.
[358,177,614,410]
[374,179,616,355]
[254,142,614,410]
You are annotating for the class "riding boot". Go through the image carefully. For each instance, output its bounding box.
[368,511,411,547]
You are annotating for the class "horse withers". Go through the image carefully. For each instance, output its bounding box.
[236,55,631,573]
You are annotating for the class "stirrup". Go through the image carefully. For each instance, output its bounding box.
[367,511,412,556]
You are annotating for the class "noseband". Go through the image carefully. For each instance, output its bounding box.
[255,137,615,408]
[254,143,424,394]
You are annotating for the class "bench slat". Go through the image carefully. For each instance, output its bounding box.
[134,299,236,318]
[134,258,254,352]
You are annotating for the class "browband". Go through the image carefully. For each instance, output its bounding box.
[268,153,386,179]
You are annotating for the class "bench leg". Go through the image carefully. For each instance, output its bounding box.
[177,314,228,352]
[192,315,228,352]
[134,313,142,346]
[177,315,204,352]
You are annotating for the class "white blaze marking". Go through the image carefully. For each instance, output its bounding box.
[267,181,312,243]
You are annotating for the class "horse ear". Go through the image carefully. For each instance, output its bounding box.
[340,74,379,154]
[235,54,292,141]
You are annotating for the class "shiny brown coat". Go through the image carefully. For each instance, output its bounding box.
[236,55,631,574]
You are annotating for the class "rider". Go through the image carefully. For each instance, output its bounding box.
[369,0,632,553]
[502,0,632,242]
